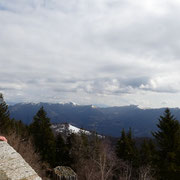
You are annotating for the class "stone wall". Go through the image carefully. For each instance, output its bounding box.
[0,141,42,180]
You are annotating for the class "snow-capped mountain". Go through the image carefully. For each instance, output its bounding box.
[58,101,79,106]
[51,123,104,138]
[51,123,92,135]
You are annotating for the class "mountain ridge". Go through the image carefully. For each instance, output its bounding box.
[8,102,180,137]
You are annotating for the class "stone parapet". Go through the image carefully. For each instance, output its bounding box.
[0,141,42,180]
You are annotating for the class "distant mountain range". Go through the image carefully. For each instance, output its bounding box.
[8,102,180,137]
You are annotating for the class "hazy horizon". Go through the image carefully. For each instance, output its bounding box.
[6,100,179,110]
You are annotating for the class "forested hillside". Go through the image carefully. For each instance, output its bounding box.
[9,103,180,137]
[2,94,180,179]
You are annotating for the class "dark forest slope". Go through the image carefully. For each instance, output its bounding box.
[9,103,180,137]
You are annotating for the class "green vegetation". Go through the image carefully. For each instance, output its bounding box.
[29,107,56,166]
[116,128,137,163]
[0,94,13,134]
[152,109,180,179]
[0,94,27,136]
[2,93,180,179]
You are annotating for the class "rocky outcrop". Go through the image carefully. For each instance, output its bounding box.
[0,141,41,180]
[54,166,77,180]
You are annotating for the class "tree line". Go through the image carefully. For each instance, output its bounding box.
[1,93,180,179]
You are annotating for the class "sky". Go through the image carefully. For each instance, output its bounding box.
[1,0,180,108]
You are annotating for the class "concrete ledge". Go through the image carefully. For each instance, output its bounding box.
[0,141,42,180]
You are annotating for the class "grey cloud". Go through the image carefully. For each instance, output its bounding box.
[75,76,179,95]
[53,88,78,93]
[1,0,180,108]
[99,64,131,73]
[140,84,179,93]
[0,87,15,91]
[122,77,150,88]
[75,78,138,95]
[96,15,180,60]
[140,87,178,94]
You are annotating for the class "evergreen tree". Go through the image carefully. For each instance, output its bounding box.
[55,133,70,166]
[0,93,12,134]
[13,120,28,136]
[66,133,79,167]
[29,107,56,166]
[152,108,180,179]
[116,128,137,163]
[139,139,155,167]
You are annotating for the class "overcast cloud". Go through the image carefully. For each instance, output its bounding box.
[1,0,180,108]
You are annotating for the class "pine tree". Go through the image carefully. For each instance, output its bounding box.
[139,139,155,167]
[11,119,28,137]
[55,133,70,166]
[152,108,180,179]
[0,93,12,134]
[29,107,56,166]
[116,128,137,163]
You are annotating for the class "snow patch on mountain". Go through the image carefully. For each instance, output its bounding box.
[57,101,79,106]
[69,124,91,134]
[69,102,79,106]
[51,123,90,135]
[91,105,96,108]
[51,123,103,137]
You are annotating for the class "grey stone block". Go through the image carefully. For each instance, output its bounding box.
[0,141,42,180]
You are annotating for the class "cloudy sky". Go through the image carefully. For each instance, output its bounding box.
[1,0,180,108]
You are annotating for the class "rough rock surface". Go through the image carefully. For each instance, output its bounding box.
[0,141,41,180]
